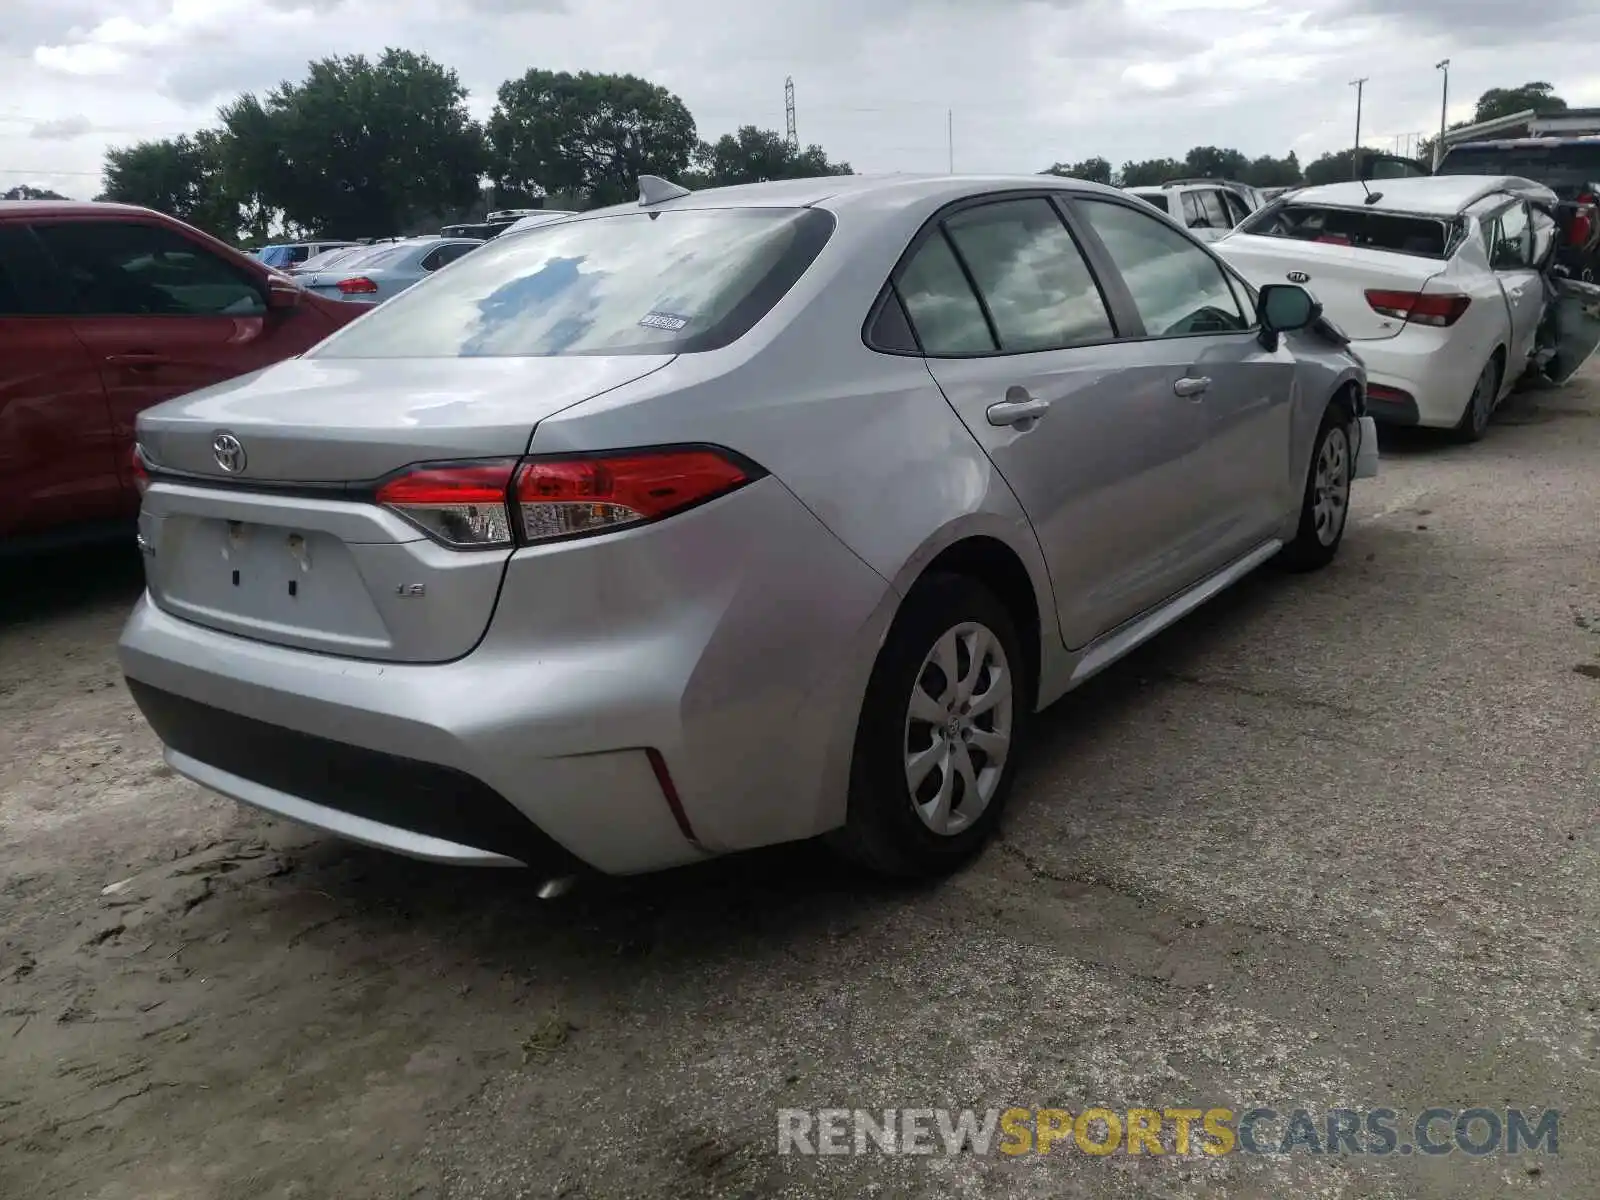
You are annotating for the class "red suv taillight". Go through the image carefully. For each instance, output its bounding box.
[374,448,756,551]
[336,276,378,295]
[1364,289,1471,327]
[131,444,150,495]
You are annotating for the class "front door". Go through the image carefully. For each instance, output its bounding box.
[1070,195,1298,570]
[0,224,122,539]
[1485,199,1544,378]
[27,218,290,470]
[892,194,1211,648]
[1547,277,1600,384]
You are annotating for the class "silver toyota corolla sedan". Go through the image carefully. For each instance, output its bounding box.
[120,173,1376,882]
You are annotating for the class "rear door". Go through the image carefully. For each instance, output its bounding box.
[1072,195,1297,571]
[0,224,123,539]
[895,194,1211,646]
[1483,199,1544,376]
[30,217,331,465]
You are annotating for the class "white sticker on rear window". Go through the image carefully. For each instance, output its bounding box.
[639,311,689,331]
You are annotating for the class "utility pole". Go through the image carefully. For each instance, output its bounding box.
[784,76,797,151]
[1349,77,1368,179]
[1434,59,1451,170]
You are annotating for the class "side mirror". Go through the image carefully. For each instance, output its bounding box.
[265,275,303,310]
[1258,283,1319,333]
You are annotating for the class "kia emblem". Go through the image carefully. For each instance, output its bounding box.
[1287,270,1310,284]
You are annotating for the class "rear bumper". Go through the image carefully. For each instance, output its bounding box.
[1352,329,1486,428]
[118,477,895,874]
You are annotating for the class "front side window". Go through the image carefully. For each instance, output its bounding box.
[1221,190,1252,226]
[32,222,266,317]
[310,207,834,358]
[941,198,1114,352]
[1077,199,1249,337]
[1135,192,1171,215]
[1489,202,1534,269]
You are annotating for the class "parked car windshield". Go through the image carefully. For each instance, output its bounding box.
[1237,203,1459,258]
[308,207,836,358]
[1436,142,1600,198]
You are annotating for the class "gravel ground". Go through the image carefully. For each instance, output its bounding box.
[3,371,1599,1200]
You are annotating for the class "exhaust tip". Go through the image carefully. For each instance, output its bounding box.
[536,875,577,900]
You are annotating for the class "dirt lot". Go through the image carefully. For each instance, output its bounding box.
[4,373,1600,1200]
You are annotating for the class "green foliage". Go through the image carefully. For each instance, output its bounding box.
[1474,81,1567,124]
[2,184,71,201]
[219,48,486,238]
[489,70,698,207]
[101,132,242,238]
[691,125,852,188]
[1042,157,1113,185]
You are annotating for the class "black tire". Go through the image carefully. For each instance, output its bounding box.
[830,573,1028,878]
[1275,399,1353,573]
[1450,355,1500,444]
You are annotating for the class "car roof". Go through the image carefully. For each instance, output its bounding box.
[1449,135,1600,150]
[578,172,1130,219]
[1280,175,1557,215]
[0,199,160,218]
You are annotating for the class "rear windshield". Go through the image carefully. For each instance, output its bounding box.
[295,246,366,272]
[1437,143,1600,197]
[1132,192,1171,214]
[1237,204,1459,258]
[308,207,836,358]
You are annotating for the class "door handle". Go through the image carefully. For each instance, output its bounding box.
[106,352,168,370]
[1173,375,1211,398]
[986,389,1051,428]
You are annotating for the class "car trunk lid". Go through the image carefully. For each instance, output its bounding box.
[1219,230,1452,341]
[135,354,673,662]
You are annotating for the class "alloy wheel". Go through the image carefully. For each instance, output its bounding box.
[1312,426,1350,547]
[903,622,1014,836]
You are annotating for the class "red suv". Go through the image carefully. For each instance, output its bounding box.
[0,202,362,553]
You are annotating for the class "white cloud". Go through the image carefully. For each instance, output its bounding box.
[3,0,1599,199]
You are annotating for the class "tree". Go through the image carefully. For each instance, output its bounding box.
[1182,146,1251,180]
[489,70,698,207]
[2,184,71,200]
[1117,157,1186,187]
[222,49,487,238]
[1302,148,1399,186]
[691,125,851,187]
[101,132,243,238]
[1473,81,1567,124]
[1042,157,1112,184]
[1240,151,1301,188]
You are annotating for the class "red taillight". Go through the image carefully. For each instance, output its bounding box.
[336,276,378,295]
[375,461,517,548]
[1314,233,1352,245]
[131,444,150,495]
[374,448,756,550]
[1364,289,1471,327]
[512,448,751,544]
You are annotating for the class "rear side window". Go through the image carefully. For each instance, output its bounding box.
[941,198,1114,352]
[1237,204,1458,258]
[1198,190,1229,229]
[1180,192,1205,230]
[1077,199,1248,337]
[310,208,835,358]
[0,226,71,315]
[1134,193,1171,215]
[421,242,476,271]
[1221,190,1252,226]
[896,232,994,354]
[32,221,266,316]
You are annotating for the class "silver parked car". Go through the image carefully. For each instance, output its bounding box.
[294,236,484,303]
[120,173,1375,881]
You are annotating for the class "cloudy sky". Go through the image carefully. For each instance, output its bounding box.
[4,0,1600,198]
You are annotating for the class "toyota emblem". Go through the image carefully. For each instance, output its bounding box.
[1287,270,1310,284]
[212,432,246,474]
